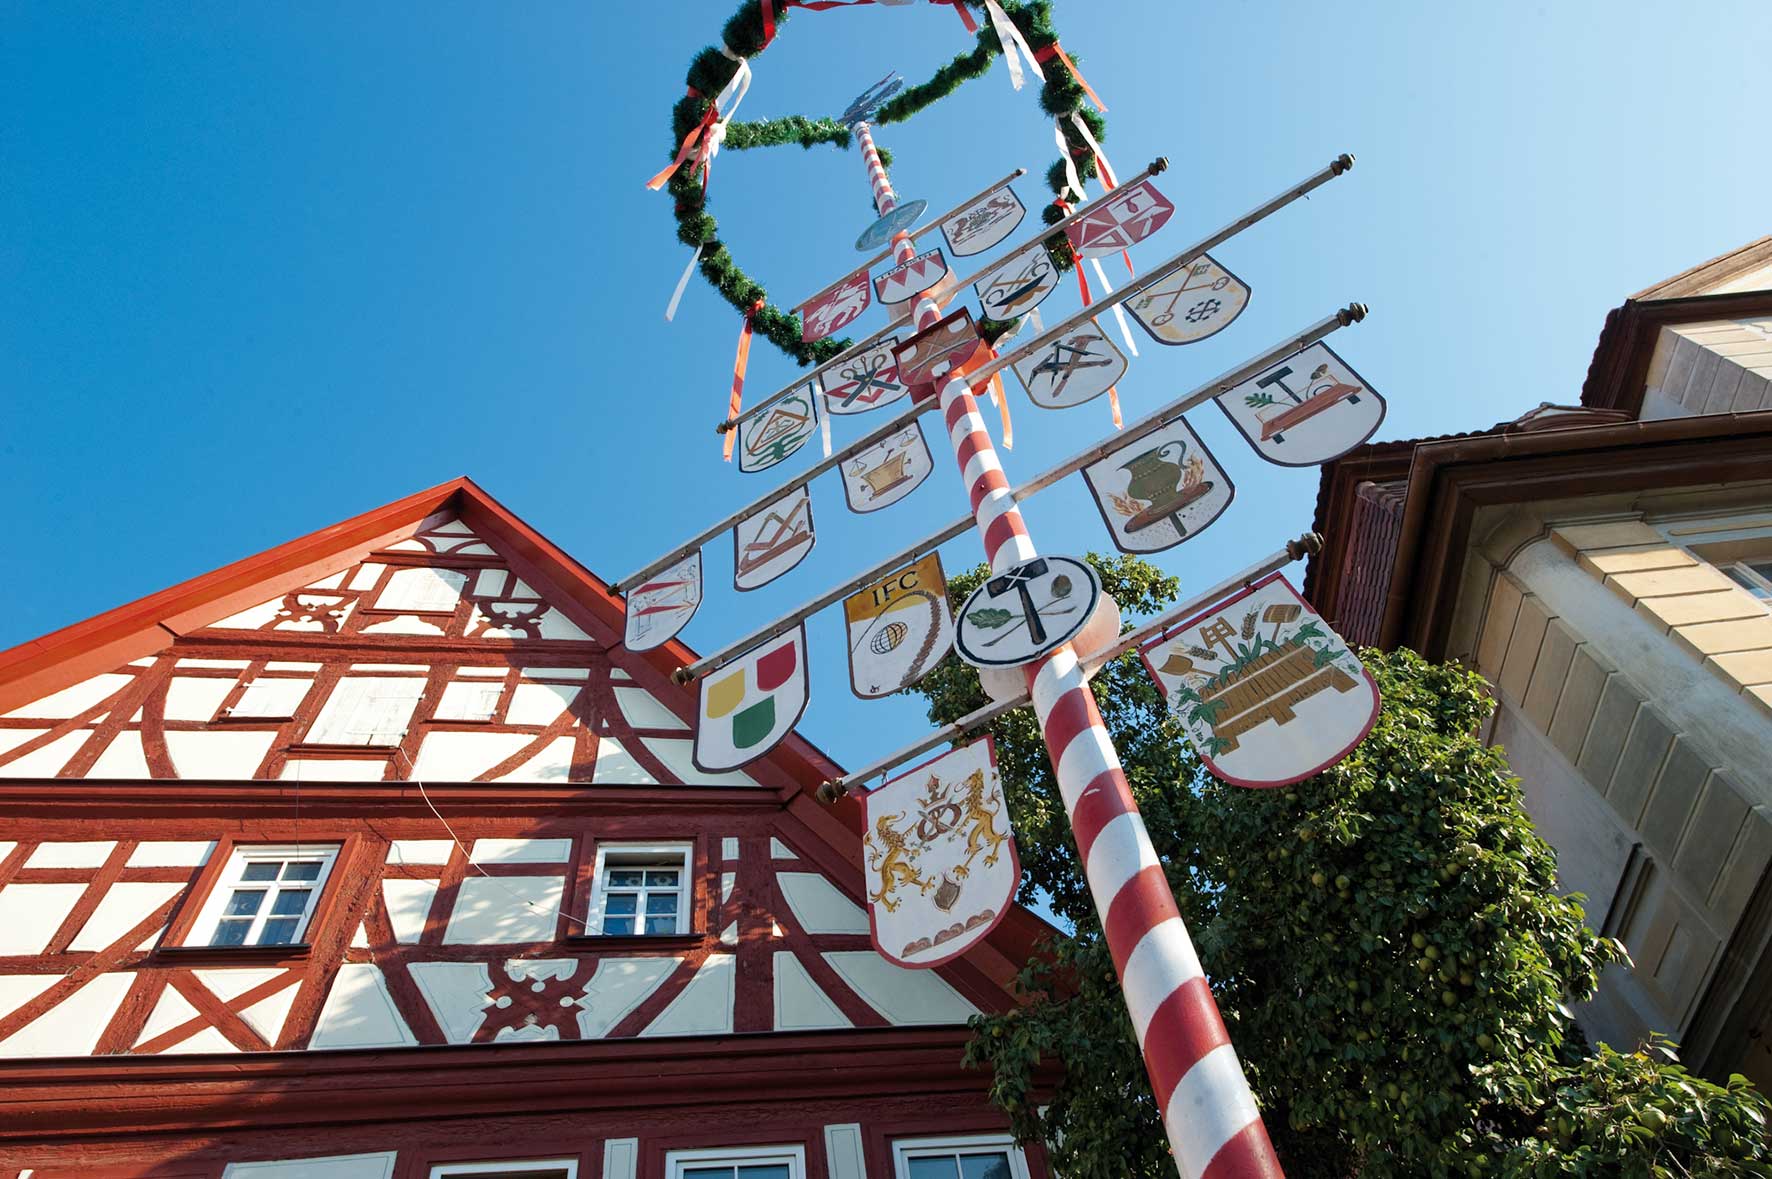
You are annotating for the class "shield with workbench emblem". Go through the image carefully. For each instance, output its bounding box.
[623,552,703,652]
[861,735,1019,968]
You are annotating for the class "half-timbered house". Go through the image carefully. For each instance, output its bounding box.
[0,478,1054,1179]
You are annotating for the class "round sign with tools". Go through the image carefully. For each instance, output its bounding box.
[953,555,1102,669]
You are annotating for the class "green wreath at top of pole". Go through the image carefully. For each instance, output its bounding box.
[661,0,1111,366]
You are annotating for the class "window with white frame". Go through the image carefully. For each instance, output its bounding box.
[305,676,426,746]
[187,844,340,947]
[428,1161,577,1179]
[665,1146,805,1179]
[586,843,692,936]
[432,678,506,722]
[1723,558,1772,603]
[892,1135,1030,1179]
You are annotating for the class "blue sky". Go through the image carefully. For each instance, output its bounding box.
[5,2,1770,772]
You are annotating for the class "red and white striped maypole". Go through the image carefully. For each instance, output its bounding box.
[853,118,1285,1179]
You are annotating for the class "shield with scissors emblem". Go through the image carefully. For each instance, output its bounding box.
[1126,253,1251,346]
[1064,179,1176,259]
[941,185,1026,257]
[623,552,703,652]
[1010,322,1127,409]
[842,421,933,514]
[736,380,822,474]
[798,268,872,344]
[733,483,815,591]
[972,246,1058,322]
[824,333,910,416]
[875,248,949,306]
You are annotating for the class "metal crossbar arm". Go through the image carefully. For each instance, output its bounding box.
[791,167,1027,321]
[815,532,1321,800]
[668,304,1363,681]
[720,159,1167,435]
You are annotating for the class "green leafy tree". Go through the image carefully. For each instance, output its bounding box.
[910,554,1771,1178]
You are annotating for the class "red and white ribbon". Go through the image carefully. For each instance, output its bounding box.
[1069,111,1118,189]
[983,0,1044,91]
[1088,256,1139,358]
[645,48,752,192]
[1054,123,1087,205]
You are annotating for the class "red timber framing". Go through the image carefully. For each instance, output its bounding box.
[0,479,1056,1177]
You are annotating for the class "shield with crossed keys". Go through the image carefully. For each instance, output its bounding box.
[824,333,910,415]
[1010,322,1128,409]
[1126,253,1252,346]
[972,247,1059,323]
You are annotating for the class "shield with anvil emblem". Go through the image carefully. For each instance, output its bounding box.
[861,735,1019,968]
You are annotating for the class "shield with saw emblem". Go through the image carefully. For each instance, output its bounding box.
[940,185,1026,256]
[1010,321,1128,409]
[798,268,872,344]
[732,483,815,591]
[841,421,933,514]
[1126,253,1251,346]
[972,246,1058,323]
[736,380,821,474]
[843,551,954,699]
[623,552,704,652]
[874,248,949,306]
[1064,178,1176,259]
[824,333,910,415]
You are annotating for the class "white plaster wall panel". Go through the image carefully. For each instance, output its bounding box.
[537,611,593,641]
[280,760,387,782]
[774,951,853,1031]
[160,1025,239,1054]
[0,970,133,1057]
[238,983,301,1045]
[386,840,454,865]
[604,1138,640,1179]
[68,882,186,951]
[308,964,418,1050]
[457,665,510,678]
[128,840,215,867]
[721,872,735,901]
[494,736,577,783]
[470,838,572,864]
[0,731,89,778]
[349,563,386,591]
[434,680,504,721]
[350,664,431,673]
[613,687,688,731]
[221,1152,398,1179]
[0,841,14,863]
[410,731,533,782]
[307,678,426,746]
[4,673,133,719]
[129,656,159,667]
[472,568,508,597]
[350,923,370,948]
[430,518,474,535]
[510,579,538,597]
[88,731,152,778]
[361,616,447,636]
[823,1124,868,1179]
[307,572,346,590]
[0,883,88,953]
[505,682,581,727]
[525,667,590,681]
[720,921,737,945]
[0,976,58,1028]
[276,597,358,633]
[591,737,655,785]
[195,968,289,1004]
[408,961,493,1043]
[770,838,795,859]
[443,877,564,944]
[639,954,735,1036]
[231,678,314,719]
[381,879,440,943]
[493,1021,559,1043]
[25,841,116,868]
[0,730,46,759]
[166,731,278,779]
[577,957,681,1038]
[640,737,762,788]
[822,952,980,1025]
[777,873,868,935]
[136,984,201,1046]
[163,677,238,722]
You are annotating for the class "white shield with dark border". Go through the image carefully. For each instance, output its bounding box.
[733,483,815,591]
[843,551,954,699]
[1011,322,1127,409]
[824,334,909,415]
[842,421,933,514]
[1126,254,1252,346]
[941,186,1026,257]
[1214,342,1385,467]
[1081,417,1234,554]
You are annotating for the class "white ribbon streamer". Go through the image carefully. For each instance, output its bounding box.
[664,242,705,322]
[1089,256,1140,358]
[983,0,1044,91]
[1054,122,1086,205]
[696,46,753,183]
[819,393,832,457]
[1069,112,1118,187]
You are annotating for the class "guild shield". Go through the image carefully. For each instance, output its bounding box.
[694,625,810,772]
[798,268,872,344]
[972,247,1059,322]
[940,185,1026,256]
[875,248,950,306]
[823,333,910,415]
[733,483,815,591]
[954,555,1101,669]
[861,735,1020,968]
[895,308,989,389]
[1010,322,1128,409]
[1214,342,1385,467]
[841,421,934,514]
[1081,416,1234,554]
[843,551,954,699]
[1138,573,1379,788]
[1064,179,1176,259]
[623,551,704,652]
[737,380,822,474]
[1126,253,1252,346]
